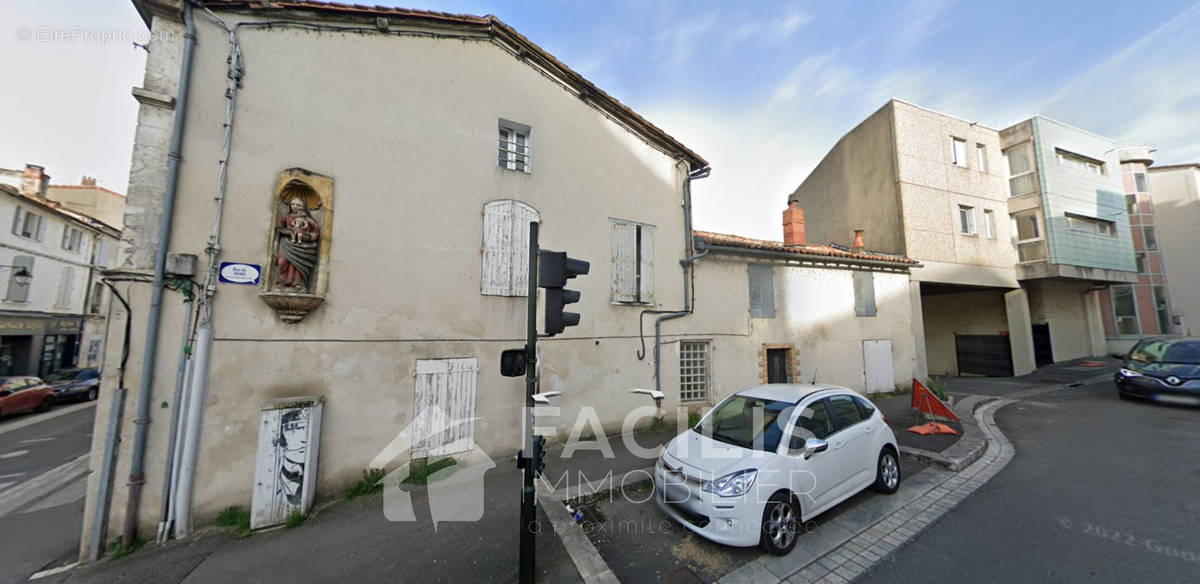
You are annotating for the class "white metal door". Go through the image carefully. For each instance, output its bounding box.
[863,340,894,394]
[412,358,478,458]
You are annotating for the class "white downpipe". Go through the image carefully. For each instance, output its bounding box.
[173,321,212,538]
[164,353,195,534]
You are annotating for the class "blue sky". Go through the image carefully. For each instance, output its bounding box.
[3,0,1198,240]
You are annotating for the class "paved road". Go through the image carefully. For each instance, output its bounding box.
[862,376,1200,584]
[0,402,96,584]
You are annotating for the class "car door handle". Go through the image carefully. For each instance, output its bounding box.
[833,440,845,449]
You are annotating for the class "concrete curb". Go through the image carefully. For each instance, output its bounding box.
[0,453,90,519]
[898,394,993,472]
[536,469,658,584]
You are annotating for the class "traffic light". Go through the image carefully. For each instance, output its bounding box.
[538,250,589,336]
[532,435,547,477]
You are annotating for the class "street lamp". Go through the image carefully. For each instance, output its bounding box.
[0,266,33,286]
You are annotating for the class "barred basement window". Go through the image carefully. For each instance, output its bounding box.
[679,341,711,402]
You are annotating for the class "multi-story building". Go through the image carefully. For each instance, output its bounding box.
[47,176,127,229]
[1096,148,1177,351]
[998,116,1138,366]
[1148,162,1200,336]
[0,164,121,377]
[791,101,1138,379]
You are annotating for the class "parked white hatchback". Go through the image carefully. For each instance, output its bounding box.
[655,384,901,555]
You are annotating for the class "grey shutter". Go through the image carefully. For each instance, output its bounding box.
[481,201,514,296]
[56,266,75,307]
[11,207,23,236]
[748,264,775,317]
[638,224,654,302]
[6,256,33,301]
[853,271,876,316]
[35,214,45,241]
[611,221,637,302]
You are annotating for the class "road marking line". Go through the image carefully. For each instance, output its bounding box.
[0,481,13,490]
[0,472,24,480]
[0,401,96,436]
[0,454,90,519]
[0,450,29,459]
[19,437,55,444]
[29,562,78,580]
[23,474,87,514]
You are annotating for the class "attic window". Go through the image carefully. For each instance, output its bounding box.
[498,119,531,173]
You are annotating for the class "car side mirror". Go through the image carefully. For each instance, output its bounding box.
[0,389,11,397]
[802,438,828,459]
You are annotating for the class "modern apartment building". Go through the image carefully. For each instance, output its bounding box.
[1096,148,1177,351]
[791,101,1138,379]
[1148,162,1200,336]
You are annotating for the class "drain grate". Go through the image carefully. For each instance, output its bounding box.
[664,567,705,584]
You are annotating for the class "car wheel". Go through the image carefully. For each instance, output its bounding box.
[872,448,901,494]
[759,492,800,556]
[87,388,98,401]
[35,397,53,413]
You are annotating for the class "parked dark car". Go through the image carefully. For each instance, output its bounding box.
[0,376,54,417]
[1115,337,1200,406]
[45,367,101,402]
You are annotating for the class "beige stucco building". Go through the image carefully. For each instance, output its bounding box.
[1148,163,1200,336]
[791,100,1136,379]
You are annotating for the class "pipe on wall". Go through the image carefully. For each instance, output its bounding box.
[123,1,196,547]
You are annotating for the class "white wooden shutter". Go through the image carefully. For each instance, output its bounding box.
[412,358,478,458]
[611,221,637,302]
[639,224,654,302]
[481,201,515,296]
[56,266,75,307]
[11,207,24,236]
[509,202,539,295]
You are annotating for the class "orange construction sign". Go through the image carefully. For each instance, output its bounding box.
[907,421,958,435]
[911,379,960,421]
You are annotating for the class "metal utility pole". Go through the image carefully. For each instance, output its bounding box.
[519,221,538,584]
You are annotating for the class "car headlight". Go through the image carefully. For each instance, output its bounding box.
[701,469,757,497]
[1118,368,1142,378]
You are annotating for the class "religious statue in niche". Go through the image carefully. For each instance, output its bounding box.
[274,195,321,293]
[260,168,334,323]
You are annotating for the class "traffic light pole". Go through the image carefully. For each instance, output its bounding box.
[519,221,539,584]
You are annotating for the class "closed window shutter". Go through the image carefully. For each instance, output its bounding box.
[854,271,876,316]
[639,224,654,301]
[509,202,539,295]
[56,266,75,306]
[6,256,33,301]
[481,201,515,296]
[11,207,23,236]
[749,264,775,317]
[35,215,45,241]
[611,221,637,302]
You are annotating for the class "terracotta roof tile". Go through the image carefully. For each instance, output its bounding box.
[694,230,918,266]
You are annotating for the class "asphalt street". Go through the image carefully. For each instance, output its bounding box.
[862,376,1200,584]
[0,402,96,584]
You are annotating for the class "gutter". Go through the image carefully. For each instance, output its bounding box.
[699,244,921,271]
[647,165,710,396]
[123,1,196,546]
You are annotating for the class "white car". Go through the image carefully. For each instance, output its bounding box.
[655,384,901,555]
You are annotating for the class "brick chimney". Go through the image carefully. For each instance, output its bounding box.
[20,164,49,198]
[783,201,806,246]
[81,176,96,186]
[852,229,865,251]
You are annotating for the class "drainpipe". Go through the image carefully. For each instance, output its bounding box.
[123,2,196,546]
[650,164,711,394]
[156,284,194,544]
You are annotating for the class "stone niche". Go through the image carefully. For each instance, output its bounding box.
[259,168,333,323]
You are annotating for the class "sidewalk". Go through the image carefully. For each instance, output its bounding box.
[50,429,670,584]
[943,356,1121,397]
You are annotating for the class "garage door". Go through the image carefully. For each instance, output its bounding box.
[955,334,1013,377]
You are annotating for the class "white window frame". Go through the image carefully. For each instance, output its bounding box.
[11,207,44,241]
[983,209,996,239]
[1004,143,1037,197]
[1013,211,1046,263]
[481,200,540,296]
[1142,225,1158,250]
[975,143,988,173]
[1134,172,1149,193]
[61,226,84,253]
[55,266,75,308]
[1065,213,1117,237]
[1055,148,1105,175]
[1111,285,1140,335]
[958,204,977,235]
[610,219,654,304]
[951,137,968,168]
[497,119,531,173]
[679,340,711,402]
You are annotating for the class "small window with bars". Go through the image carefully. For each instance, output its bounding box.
[497,119,531,173]
[679,341,711,402]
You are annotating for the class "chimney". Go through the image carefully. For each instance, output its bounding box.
[20,164,49,198]
[852,229,865,251]
[783,201,806,246]
[81,176,96,186]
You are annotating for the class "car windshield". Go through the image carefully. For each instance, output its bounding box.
[694,395,795,452]
[1130,340,1200,364]
[44,370,82,382]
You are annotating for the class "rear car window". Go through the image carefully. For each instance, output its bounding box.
[853,396,876,419]
[829,395,865,431]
